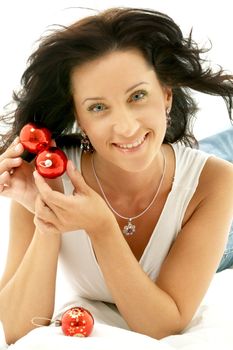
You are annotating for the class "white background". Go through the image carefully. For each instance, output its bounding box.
[0,0,232,276]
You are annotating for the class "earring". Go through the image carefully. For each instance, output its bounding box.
[80,131,94,153]
[166,108,172,127]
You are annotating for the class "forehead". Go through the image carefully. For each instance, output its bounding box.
[71,49,156,94]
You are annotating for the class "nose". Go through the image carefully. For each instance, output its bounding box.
[112,107,140,137]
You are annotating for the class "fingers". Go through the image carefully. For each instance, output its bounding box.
[1,136,24,159]
[34,194,61,235]
[0,183,8,193]
[66,160,89,195]
[0,157,22,174]
[33,170,67,208]
[0,157,22,194]
[34,194,57,222]
[34,215,60,235]
[0,171,11,192]
[33,159,89,210]
[0,168,16,194]
[0,136,24,175]
[11,136,20,147]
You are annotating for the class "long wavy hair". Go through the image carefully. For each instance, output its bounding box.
[1,7,233,157]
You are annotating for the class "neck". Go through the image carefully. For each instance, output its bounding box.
[92,147,166,203]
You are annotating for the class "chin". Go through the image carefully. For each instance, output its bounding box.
[116,151,157,173]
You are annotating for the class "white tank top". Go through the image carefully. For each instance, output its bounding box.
[59,143,210,303]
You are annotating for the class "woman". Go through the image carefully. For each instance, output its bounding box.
[0,7,233,344]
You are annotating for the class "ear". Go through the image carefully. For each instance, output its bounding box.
[73,106,87,135]
[73,109,79,124]
[74,116,85,134]
[163,86,173,110]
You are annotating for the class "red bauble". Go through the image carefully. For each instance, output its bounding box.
[35,147,67,179]
[60,307,94,337]
[19,123,51,153]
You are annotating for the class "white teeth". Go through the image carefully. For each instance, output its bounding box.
[116,135,145,149]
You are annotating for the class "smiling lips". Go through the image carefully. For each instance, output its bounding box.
[113,134,147,150]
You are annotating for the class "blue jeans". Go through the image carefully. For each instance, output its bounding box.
[199,127,233,272]
[217,229,233,272]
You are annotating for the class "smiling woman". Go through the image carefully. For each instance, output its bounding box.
[71,49,171,173]
[0,7,233,346]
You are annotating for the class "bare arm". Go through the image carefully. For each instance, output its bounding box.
[91,219,181,338]
[0,201,61,345]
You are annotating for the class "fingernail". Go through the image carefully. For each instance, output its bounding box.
[33,170,38,178]
[14,143,22,152]
[13,136,19,145]
[12,157,21,164]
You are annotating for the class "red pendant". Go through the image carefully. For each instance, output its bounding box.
[19,123,51,153]
[58,307,94,337]
[35,147,67,179]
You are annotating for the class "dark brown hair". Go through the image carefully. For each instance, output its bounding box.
[1,7,233,156]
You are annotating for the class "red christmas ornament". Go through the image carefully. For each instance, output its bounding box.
[57,307,94,337]
[19,123,68,178]
[35,147,67,179]
[19,123,51,153]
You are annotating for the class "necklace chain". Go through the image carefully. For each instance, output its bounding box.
[91,149,166,235]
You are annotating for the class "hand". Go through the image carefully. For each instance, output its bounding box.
[33,159,115,236]
[0,136,63,213]
[0,136,36,211]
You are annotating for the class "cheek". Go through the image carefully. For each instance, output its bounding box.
[84,122,108,147]
[142,103,166,127]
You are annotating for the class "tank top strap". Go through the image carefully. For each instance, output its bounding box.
[171,142,211,190]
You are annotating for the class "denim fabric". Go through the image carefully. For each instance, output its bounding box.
[199,127,233,162]
[217,229,233,272]
[199,127,233,272]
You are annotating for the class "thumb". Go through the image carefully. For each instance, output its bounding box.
[66,159,89,194]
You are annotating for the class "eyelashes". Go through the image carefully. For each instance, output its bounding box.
[129,90,148,102]
[87,103,106,113]
[87,89,148,113]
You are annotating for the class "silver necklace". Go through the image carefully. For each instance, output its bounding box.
[91,149,166,236]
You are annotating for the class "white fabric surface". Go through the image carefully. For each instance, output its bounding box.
[1,269,233,350]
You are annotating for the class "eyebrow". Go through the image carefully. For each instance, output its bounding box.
[81,81,149,105]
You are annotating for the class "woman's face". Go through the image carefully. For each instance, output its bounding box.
[71,49,172,172]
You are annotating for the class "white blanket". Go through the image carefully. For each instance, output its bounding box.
[1,269,233,350]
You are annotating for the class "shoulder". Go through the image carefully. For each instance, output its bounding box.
[170,143,212,189]
[200,155,233,197]
[187,152,233,218]
[193,155,233,233]
[171,143,211,168]
[172,142,233,187]
[174,144,233,227]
